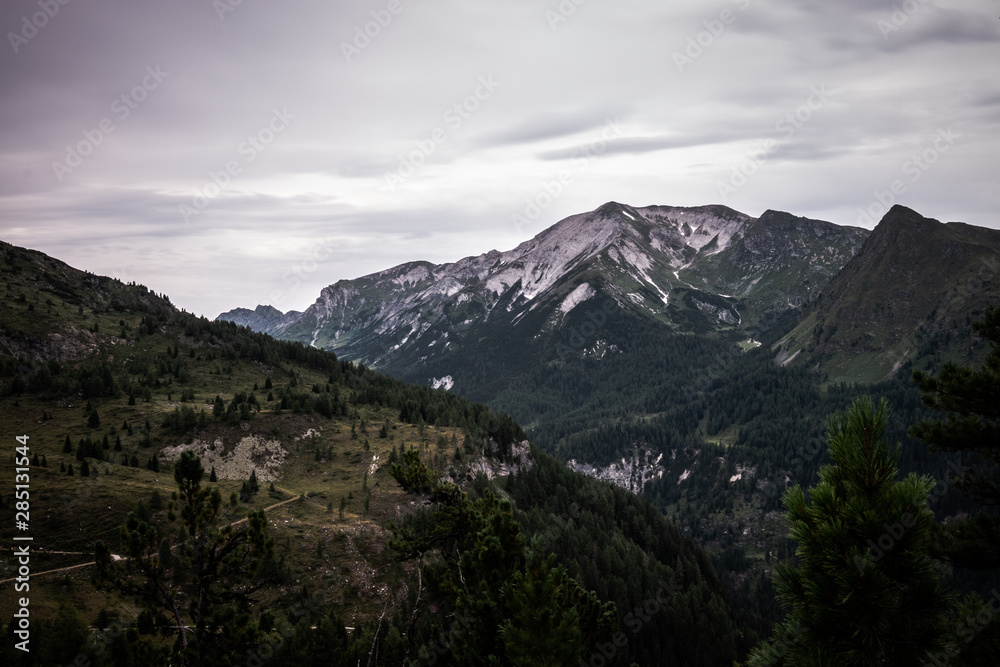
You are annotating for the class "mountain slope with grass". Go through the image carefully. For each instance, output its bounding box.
[774,205,1000,382]
[219,201,869,384]
[0,239,747,665]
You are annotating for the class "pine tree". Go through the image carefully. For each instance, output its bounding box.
[95,450,273,666]
[749,396,951,666]
[80,459,90,477]
[63,435,72,453]
[88,409,101,428]
[911,306,1000,568]
[209,466,218,482]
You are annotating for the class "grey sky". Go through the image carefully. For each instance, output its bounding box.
[1,0,998,317]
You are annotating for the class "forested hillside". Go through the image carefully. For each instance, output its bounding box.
[0,239,745,665]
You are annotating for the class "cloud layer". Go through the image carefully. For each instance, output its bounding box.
[1,0,998,316]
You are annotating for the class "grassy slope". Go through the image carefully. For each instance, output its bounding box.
[0,241,466,629]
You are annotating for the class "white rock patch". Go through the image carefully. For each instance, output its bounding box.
[159,435,289,482]
[559,282,596,314]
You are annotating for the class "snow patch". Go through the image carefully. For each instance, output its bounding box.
[431,375,455,391]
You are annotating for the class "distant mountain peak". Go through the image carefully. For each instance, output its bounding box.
[774,206,1000,382]
[217,201,872,381]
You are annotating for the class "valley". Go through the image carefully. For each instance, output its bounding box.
[1,200,998,665]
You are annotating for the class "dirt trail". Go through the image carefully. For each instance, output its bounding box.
[0,493,302,585]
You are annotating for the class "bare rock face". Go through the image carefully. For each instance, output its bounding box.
[159,435,289,482]
[566,448,665,495]
[217,201,868,390]
[439,439,533,490]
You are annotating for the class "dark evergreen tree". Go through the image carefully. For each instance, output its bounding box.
[911,305,1000,569]
[95,451,273,667]
[749,397,951,666]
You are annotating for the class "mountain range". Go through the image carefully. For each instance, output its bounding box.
[219,201,999,509]
[3,200,998,664]
[219,202,877,385]
[222,203,998,390]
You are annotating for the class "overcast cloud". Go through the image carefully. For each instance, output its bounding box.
[1,0,998,317]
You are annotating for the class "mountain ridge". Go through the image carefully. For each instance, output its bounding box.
[774,204,1000,381]
[219,201,869,384]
